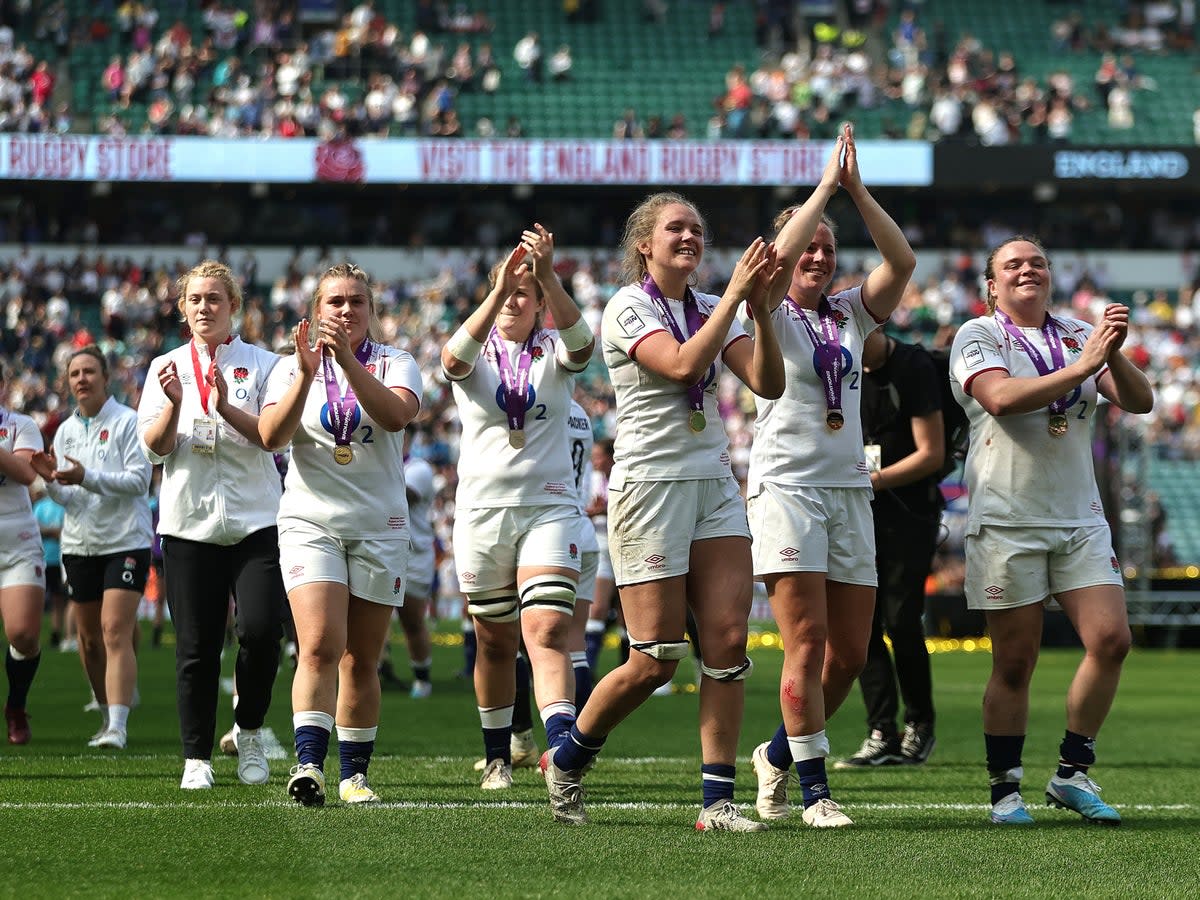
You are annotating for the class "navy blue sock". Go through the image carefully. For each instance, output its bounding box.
[411,660,431,682]
[573,655,593,710]
[512,653,534,734]
[701,763,736,807]
[585,628,604,673]
[544,712,576,750]
[765,722,792,770]
[339,740,375,780]
[462,627,477,675]
[295,725,331,768]
[5,648,40,710]
[985,733,1025,804]
[1057,730,1096,778]
[553,724,605,772]
[794,756,831,808]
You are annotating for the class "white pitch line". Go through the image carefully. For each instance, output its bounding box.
[0,800,1190,812]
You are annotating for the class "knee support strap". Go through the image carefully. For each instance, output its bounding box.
[518,574,577,615]
[628,635,690,661]
[466,589,519,623]
[700,657,754,681]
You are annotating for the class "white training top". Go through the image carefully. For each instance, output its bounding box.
[46,396,153,556]
[742,284,879,497]
[950,313,1109,535]
[0,407,41,542]
[567,400,600,555]
[447,329,585,509]
[602,284,747,486]
[404,452,436,584]
[138,336,283,545]
[264,342,423,540]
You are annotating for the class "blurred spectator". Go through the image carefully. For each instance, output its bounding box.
[513,31,542,84]
[549,44,573,82]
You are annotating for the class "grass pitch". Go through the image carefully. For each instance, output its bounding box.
[1,625,1196,899]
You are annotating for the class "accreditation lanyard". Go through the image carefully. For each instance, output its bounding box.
[189,337,233,416]
[488,327,537,445]
[323,339,374,449]
[641,275,713,431]
[994,309,1071,420]
[788,295,846,429]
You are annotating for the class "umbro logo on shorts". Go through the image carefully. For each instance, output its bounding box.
[985,585,1004,597]
[289,565,305,577]
[779,547,799,559]
[644,554,666,570]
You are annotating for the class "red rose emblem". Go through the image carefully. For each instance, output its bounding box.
[0,428,8,439]
[233,367,249,383]
[530,346,545,360]
[315,138,365,183]
[99,429,109,443]
[366,364,377,375]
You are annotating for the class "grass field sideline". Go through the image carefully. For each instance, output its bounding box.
[1,625,1197,899]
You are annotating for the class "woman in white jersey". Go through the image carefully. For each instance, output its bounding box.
[32,346,152,750]
[138,260,287,790]
[0,361,45,745]
[541,193,785,832]
[949,236,1152,826]
[748,124,916,828]
[441,224,595,791]
[565,400,601,709]
[260,263,422,807]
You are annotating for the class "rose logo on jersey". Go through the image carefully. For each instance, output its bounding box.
[233,367,249,384]
[833,310,848,329]
[1110,556,1120,574]
[529,345,545,362]
[365,364,376,375]
[319,402,362,437]
[0,428,8,440]
[569,543,578,559]
[99,429,109,444]
[1062,336,1082,354]
[393,577,403,595]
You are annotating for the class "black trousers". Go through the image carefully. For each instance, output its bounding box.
[162,527,286,760]
[857,508,939,734]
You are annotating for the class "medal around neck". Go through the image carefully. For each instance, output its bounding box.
[1048,414,1068,437]
[333,445,354,465]
[688,409,706,433]
[826,410,845,431]
[508,429,526,449]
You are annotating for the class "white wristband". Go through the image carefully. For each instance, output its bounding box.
[446,326,484,363]
[558,317,594,352]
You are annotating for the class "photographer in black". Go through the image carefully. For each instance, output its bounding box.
[837,330,945,768]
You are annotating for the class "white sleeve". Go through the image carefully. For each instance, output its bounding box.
[137,354,173,463]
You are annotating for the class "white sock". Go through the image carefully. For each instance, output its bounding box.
[108,704,130,733]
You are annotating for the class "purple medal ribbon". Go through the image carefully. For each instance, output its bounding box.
[787,294,844,421]
[488,327,536,435]
[640,275,713,418]
[323,339,374,447]
[994,309,1070,415]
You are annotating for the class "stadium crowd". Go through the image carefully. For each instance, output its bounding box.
[0,1,1195,140]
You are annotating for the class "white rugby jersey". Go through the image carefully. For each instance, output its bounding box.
[138,336,283,545]
[602,284,747,485]
[950,313,1108,534]
[743,284,879,496]
[0,407,41,540]
[567,401,600,555]
[46,396,153,556]
[448,329,583,509]
[404,452,436,584]
[264,343,422,539]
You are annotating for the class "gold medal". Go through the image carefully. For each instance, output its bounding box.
[508,429,526,449]
[688,410,706,433]
[1048,414,1068,437]
[333,445,353,465]
[826,410,845,431]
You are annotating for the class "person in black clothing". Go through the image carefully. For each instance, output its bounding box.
[837,330,944,768]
